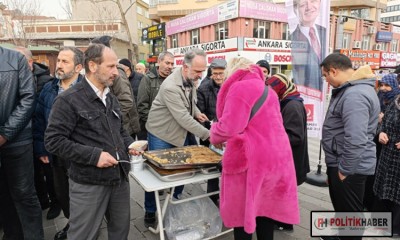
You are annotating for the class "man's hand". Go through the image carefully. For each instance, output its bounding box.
[0,135,7,147]
[338,171,347,181]
[378,112,384,124]
[379,132,389,145]
[395,142,400,149]
[39,156,50,164]
[195,113,209,123]
[97,152,118,168]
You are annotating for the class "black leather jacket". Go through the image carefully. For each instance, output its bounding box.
[0,47,35,149]
[44,78,134,185]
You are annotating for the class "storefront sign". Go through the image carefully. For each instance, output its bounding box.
[380,52,397,68]
[340,49,381,70]
[239,0,287,22]
[142,23,165,41]
[168,38,238,56]
[243,38,308,52]
[166,0,238,35]
[376,31,393,43]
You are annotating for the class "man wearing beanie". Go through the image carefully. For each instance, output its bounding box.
[119,58,144,105]
[256,60,270,80]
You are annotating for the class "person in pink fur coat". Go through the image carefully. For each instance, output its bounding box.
[209,57,300,240]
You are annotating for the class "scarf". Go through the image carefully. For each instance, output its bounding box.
[380,73,400,103]
[266,73,303,104]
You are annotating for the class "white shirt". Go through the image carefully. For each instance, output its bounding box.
[86,77,110,106]
[299,25,321,46]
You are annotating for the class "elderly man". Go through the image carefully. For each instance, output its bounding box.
[144,48,210,228]
[137,51,174,140]
[0,46,44,239]
[197,58,227,205]
[45,44,136,239]
[135,62,146,74]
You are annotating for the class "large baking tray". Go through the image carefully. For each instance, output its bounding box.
[142,145,221,170]
[145,162,197,182]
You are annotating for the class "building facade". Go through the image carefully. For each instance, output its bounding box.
[137,0,153,62]
[167,0,399,76]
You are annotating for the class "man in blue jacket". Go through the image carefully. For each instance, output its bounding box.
[34,46,84,240]
[0,46,44,239]
[321,53,380,240]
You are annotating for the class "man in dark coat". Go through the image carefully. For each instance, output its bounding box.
[196,58,227,204]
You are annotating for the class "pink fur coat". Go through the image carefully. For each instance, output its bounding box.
[210,66,300,233]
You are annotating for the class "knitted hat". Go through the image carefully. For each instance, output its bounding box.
[256,60,270,74]
[119,58,132,71]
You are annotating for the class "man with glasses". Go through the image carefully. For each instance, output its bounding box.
[144,49,210,228]
[197,58,227,205]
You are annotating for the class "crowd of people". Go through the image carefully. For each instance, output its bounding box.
[0,34,399,240]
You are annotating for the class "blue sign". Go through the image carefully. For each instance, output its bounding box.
[376,31,393,42]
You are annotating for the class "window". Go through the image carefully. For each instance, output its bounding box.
[391,39,398,52]
[145,10,149,18]
[282,23,290,40]
[171,34,178,48]
[338,8,349,16]
[381,42,388,51]
[140,53,145,60]
[191,29,200,45]
[215,21,228,41]
[137,21,143,29]
[350,8,370,19]
[342,32,352,49]
[137,6,143,15]
[253,20,270,39]
[362,35,370,50]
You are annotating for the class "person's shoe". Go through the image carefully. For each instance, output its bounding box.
[47,203,61,220]
[54,223,69,240]
[144,212,156,228]
[274,223,294,232]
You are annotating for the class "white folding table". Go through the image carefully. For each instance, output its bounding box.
[129,168,232,240]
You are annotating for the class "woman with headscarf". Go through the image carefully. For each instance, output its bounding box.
[266,73,310,231]
[209,57,299,240]
[374,93,400,236]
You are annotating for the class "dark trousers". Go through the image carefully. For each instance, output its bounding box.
[34,157,57,207]
[0,144,44,239]
[373,199,400,235]
[327,167,367,240]
[233,217,274,240]
[53,164,70,219]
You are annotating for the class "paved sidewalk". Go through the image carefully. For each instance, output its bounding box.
[1,138,390,239]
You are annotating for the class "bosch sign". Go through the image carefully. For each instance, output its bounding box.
[274,55,292,63]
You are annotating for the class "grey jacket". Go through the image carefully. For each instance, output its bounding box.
[0,46,35,149]
[322,66,380,176]
[146,68,209,146]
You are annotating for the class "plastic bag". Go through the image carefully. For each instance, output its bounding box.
[164,197,222,240]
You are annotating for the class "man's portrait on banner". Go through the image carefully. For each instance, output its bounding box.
[287,0,329,92]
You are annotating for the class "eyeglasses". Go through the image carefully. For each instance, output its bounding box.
[212,72,225,77]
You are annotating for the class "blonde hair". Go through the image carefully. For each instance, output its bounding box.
[225,57,254,79]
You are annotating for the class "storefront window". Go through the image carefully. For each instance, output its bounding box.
[391,39,398,52]
[191,29,200,45]
[215,22,228,41]
[282,23,290,40]
[350,8,370,19]
[171,34,178,48]
[253,20,270,39]
[362,35,370,50]
[342,32,352,49]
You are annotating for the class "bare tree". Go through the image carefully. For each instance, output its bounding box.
[2,0,42,47]
[59,0,73,19]
[88,0,138,62]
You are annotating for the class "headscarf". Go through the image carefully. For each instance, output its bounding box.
[266,73,303,103]
[380,73,400,104]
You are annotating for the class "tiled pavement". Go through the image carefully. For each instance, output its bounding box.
[1,138,392,239]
